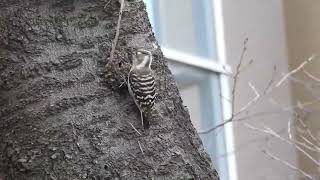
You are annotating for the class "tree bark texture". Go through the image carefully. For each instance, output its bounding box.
[0,0,219,179]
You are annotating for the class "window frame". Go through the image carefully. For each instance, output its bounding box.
[212,1,238,180]
[144,0,238,180]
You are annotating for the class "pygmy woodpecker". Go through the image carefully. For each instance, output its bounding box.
[128,49,156,129]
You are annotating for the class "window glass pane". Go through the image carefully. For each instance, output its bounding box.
[180,85,202,130]
[157,0,196,54]
[169,62,228,179]
[145,0,218,60]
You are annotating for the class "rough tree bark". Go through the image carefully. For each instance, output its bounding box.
[0,0,219,179]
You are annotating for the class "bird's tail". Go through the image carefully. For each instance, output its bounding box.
[142,114,150,129]
[143,107,164,129]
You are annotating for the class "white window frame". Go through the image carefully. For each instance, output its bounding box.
[144,1,237,180]
[212,0,238,180]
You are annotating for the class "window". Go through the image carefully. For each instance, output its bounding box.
[144,0,237,180]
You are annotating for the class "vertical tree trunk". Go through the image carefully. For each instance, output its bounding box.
[0,0,219,179]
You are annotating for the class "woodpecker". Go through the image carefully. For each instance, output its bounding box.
[128,49,156,129]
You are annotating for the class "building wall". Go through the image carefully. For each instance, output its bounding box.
[221,0,297,179]
[283,0,320,177]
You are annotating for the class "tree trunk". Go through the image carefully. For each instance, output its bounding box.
[0,0,219,179]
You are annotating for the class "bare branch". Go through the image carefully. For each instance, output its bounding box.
[213,128,288,161]
[296,117,320,147]
[231,38,248,116]
[299,135,320,151]
[236,82,260,114]
[276,55,317,87]
[267,100,320,151]
[244,122,320,167]
[239,59,254,73]
[197,38,248,134]
[109,0,125,64]
[198,98,320,135]
[138,141,144,155]
[302,68,320,83]
[129,123,142,136]
[262,149,313,180]
[284,113,319,152]
[202,53,310,133]
[288,118,293,140]
[287,75,320,103]
[264,65,277,94]
[104,0,112,8]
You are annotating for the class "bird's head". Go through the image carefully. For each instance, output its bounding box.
[132,49,153,69]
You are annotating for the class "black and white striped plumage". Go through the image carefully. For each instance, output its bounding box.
[128,49,156,128]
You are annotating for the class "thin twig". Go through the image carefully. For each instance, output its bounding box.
[287,75,320,102]
[236,82,260,114]
[200,53,317,134]
[232,65,276,116]
[296,135,320,152]
[231,38,248,116]
[264,65,277,94]
[299,135,320,151]
[244,122,320,167]
[220,93,232,103]
[70,120,77,139]
[234,58,312,118]
[138,141,144,155]
[267,100,320,151]
[104,0,112,9]
[261,149,313,180]
[296,118,320,146]
[238,59,254,73]
[109,0,125,64]
[198,99,320,135]
[119,80,126,88]
[279,111,319,152]
[303,68,320,82]
[288,118,320,152]
[197,38,248,134]
[213,128,288,160]
[197,119,233,134]
[276,55,317,87]
[129,123,141,135]
[262,125,320,164]
[288,118,293,140]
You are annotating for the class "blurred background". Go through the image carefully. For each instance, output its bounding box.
[144,0,320,180]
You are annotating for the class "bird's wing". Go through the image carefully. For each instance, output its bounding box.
[128,69,156,112]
